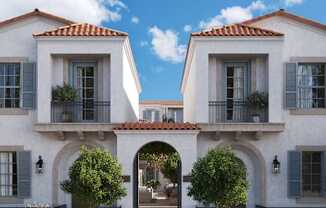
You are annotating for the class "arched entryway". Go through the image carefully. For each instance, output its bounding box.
[133,141,182,208]
[218,142,266,208]
[52,142,102,208]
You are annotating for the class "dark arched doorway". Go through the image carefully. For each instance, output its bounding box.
[133,141,182,208]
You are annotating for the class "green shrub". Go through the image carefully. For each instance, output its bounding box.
[52,83,78,102]
[246,91,268,110]
[188,147,249,208]
[61,146,126,208]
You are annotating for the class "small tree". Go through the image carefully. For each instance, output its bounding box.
[188,147,249,208]
[61,146,126,208]
[161,152,180,186]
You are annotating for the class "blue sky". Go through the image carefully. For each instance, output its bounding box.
[2,0,325,101]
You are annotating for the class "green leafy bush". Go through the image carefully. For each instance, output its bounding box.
[246,91,268,110]
[146,179,160,191]
[52,83,78,102]
[161,152,180,186]
[61,146,126,208]
[188,147,249,208]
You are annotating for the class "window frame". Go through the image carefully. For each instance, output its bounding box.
[301,151,322,197]
[296,63,326,109]
[0,62,22,109]
[0,151,18,197]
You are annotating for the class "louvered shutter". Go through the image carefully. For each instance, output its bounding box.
[17,151,32,198]
[22,62,36,109]
[288,151,301,198]
[285,63,297,109]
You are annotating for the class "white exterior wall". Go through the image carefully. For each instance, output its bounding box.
[36,37,140,123]
[184,38,284,123]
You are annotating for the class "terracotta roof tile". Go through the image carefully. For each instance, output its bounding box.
[113,122,200,131]
[242,9,326,31]
[0,9,74,28]
[34,23,127,37]
[191,24,283,37]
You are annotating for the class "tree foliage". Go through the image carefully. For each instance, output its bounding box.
[187,147,249,208]
[161,152,180,185]
[61,146,126,208]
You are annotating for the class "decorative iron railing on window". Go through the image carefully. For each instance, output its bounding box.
[51,101,110,123]
[209,101,268,123]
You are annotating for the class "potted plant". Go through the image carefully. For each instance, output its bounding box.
[52,84,78,122]
[246,91,268,123]
[187,147,249,208]
[61,146,126,208]
[146,179,160,201]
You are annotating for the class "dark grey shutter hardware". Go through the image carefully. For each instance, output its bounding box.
[17,151,32,198]
[288,151,301,198]
[285,63,297,109]
[22,62,36,109]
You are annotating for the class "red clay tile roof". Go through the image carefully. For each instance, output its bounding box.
[192,23,283,37]
[34,23,128,37]
[0,9,74,28]
[113,122,200,131]
[242,9,326,31]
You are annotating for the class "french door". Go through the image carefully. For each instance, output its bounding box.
[225,62,249,121]
[72,62,97,122]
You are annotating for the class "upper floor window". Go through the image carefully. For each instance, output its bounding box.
[142,109,160,122]
[0,63,20,108]
[0,152,17,196]
[297,64,325,108]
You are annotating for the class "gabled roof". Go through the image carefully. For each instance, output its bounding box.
[33,23,128,37]
[113,122,200,131]
[0,8,74,28]
[242,9,326,31]
[191,23,283,37]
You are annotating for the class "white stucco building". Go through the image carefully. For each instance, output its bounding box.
[0,8,325,208]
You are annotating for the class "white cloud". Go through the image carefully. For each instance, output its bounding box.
[199,0,266,30]
[284,0,303,5]
[131,16,140,24]
[0,0,127,25]
[140,41,148,47]
[149,26,186,64]
[183,25,192,32]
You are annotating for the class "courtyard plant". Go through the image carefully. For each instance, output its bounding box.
[161,152,180,186]
[61,146,126,208]
[246,91,268,122]
[187,146,249,208]
[52,84,78,122]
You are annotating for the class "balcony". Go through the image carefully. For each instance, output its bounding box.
[34,101,113,140]
[51,101,110,123]
[209,101,268,123]
[206,101,284,138]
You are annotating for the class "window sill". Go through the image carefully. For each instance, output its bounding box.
[0,108,28,115]
[297,197,326,203]
[0,196,23,204]
[289,108,326,115]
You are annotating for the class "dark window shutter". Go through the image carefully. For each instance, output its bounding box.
[285,63,297,109]
[17,151,32,198]
[22,62,36,109]
[288,151,301,198]
[322,152,326,197]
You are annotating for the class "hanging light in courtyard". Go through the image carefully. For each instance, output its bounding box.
[35,155,44,174]
[272,155,280,174]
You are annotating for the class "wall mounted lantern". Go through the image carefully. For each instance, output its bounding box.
[272,155,280,174]
[35,155,44,174]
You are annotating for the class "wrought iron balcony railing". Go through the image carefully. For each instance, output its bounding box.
[51,101,110,123]
[209,101,268,123]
